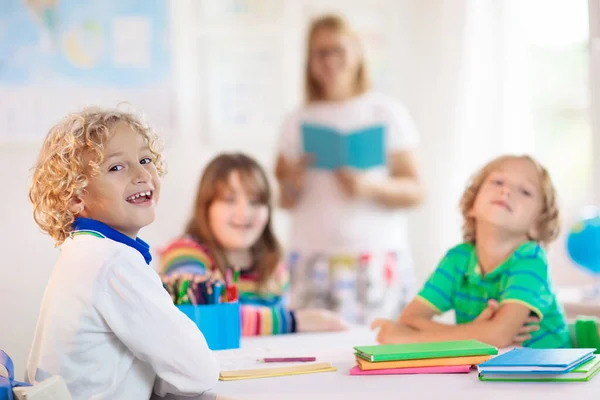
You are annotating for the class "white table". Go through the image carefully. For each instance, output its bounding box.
[208,327,600,400]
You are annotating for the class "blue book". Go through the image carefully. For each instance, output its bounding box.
[301,123,386,170]
[479,355,600,382]
[477,348,597,374]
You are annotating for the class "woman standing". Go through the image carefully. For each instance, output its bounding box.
[275,15,425,324]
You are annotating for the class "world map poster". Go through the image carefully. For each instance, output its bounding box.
[0,0,174,141]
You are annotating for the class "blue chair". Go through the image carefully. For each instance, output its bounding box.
[0,350,30,400]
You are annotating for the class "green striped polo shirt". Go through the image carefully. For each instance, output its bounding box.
[418,241,570,348]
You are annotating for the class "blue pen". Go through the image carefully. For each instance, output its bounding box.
[213,281,223,304]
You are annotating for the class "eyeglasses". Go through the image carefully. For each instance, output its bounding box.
[310,46,346,60]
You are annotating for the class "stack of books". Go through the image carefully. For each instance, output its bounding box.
[351,340,497,375]
[478,348,600,382]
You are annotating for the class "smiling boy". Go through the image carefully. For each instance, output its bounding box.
[27,108,219,399]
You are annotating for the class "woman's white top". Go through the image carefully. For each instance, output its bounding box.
[278,91,420,254]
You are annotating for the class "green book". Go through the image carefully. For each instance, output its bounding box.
[354,340,498,362]
[479,355,600,382]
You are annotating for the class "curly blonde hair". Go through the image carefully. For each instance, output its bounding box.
[29,107,166,245]
[459,155,560,246]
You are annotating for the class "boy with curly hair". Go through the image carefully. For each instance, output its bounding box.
[26,108,219,399]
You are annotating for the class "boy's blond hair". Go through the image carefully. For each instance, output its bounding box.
[459,155,560,246]
[29,107,166,245]
[304,14,371,103]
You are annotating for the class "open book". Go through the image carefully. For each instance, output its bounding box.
[301,123,385,170]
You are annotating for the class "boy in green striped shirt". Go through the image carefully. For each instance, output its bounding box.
[372,155,599,349]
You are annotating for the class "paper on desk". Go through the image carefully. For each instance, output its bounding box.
[217,346,336,380]
[217,347,323,371]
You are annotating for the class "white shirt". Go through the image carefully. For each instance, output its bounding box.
[26,234,219,400]
[279,92,420,254]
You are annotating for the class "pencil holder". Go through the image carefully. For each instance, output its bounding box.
[177,302,241,350]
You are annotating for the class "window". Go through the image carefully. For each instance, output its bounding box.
[516,0,592,284]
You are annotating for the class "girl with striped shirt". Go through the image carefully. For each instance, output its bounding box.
[160,153,348,335]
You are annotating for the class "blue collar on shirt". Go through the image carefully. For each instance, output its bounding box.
[72,218,152,265]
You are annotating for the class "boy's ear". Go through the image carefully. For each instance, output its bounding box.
[68,197,85,215]
[528,224,540,241]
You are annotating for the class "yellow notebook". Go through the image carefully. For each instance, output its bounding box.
[219,362,337,381]
[356,354,492,370]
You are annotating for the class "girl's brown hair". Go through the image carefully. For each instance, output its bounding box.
[305,14,371,103]
[459,155,560,246]
[186,153,281,290]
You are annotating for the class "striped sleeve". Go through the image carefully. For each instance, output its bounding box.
[417,248,463,313]
[240,305,296,336]
[158,237,214,275]
[237,263,296,336]
[237,262,290,307]
[499,243,552,319]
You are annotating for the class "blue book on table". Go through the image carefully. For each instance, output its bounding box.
[477,348,597,374]
[301,123,385,170]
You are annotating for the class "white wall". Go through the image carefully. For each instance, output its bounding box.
[0,0,591,378]
[0,0,437,375]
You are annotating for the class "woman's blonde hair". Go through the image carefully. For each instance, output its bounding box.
[305,14,371,103]
[29,107,166,245]
[185,153,281,291]
[459,155,560,246]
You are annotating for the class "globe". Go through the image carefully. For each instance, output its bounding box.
[566,210,600,275]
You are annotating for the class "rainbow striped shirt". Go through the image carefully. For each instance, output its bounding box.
[159,236,296,336]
